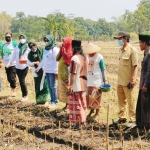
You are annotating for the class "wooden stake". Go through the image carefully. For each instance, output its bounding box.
[44,130,46,143]
[52,138,55,150]
[69,121,71,130]
[26,143,29,150]
[112,140,114,150]
[106,104,109,150]
[58,121,61,130]
[130,136,133,148]
[121,136,124,149]
[78,143,80,150]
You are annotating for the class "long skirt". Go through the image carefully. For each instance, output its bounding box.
[136,89,150,129]
[34,76,49,104]
[69,91,87,123]
[58,57,69,103]
[87,87,102,109]
[58,80,69,103]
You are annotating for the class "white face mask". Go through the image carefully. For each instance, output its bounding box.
[45,42,49,46]
[20,39,26,44]
[32,48,37,52]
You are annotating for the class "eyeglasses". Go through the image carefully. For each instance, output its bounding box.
[29,44,35,49]
[5,36,11,38]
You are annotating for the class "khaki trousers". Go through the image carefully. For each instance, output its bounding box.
[117,84,136,122]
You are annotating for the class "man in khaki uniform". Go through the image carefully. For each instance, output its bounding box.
[114,31,138,127]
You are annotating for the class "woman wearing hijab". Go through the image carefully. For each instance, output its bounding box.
[83,42,107,119]
[68,40,88,130]
[56,37,73,111]
[6,34,30,101]
[36,35,59,108]
[28,41,49,104]
[1,33,18,96]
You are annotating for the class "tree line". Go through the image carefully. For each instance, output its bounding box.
[0,0,149,41]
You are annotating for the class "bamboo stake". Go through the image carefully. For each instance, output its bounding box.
[44,130,46,143]
[106,104,109,150]
[130,136,133,149]
[112,140,114,150]
[52,137,55,150]
[78,143,80,150]
[69,121,72,130]
[58,121,61,130]
[26,143,29,150]
[121,136,124,149]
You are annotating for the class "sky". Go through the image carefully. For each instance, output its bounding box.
[0,0,140,21]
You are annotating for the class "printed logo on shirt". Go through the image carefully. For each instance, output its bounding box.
[3,48,12,56]
[88,60,94,75]
[134,54,138,58]
[33,54,37,58]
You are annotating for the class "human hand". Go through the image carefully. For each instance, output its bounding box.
[104,80,107,85]
[142,86,147,92]
[55,74,58,79]
[130,80,136,88]
[34,61,40,66]
[6,62,10,68]
[35,69,39,73]
[68,86,73,94]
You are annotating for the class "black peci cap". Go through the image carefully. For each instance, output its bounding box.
[72,40,81,48]
[139,34,150,42]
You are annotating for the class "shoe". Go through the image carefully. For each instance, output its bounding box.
[114,119,127,125]
[48,103,57,109]
[44,101,50,106]
[126,121,136,128]
[21,96,28,102]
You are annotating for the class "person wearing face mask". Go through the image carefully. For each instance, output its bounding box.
[36,35,59,108]
[27,41,49,104]
[1,33,18,96]
[6,34,30,101]
[136,34,150,129]
[113,31,138,128]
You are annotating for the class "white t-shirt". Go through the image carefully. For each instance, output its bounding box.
[3,42,16,66]
[10,46,30,70]
[70,55,88,92]
[87,53,104,87]
[38,47,59,74]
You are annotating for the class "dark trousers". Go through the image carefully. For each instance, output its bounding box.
[16,67,29,97]
[5,66,16,89]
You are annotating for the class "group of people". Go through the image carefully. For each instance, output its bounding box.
[0,31,150,130]
[113,32,150,129]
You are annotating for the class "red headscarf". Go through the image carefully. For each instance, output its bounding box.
[61,37,73,65]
